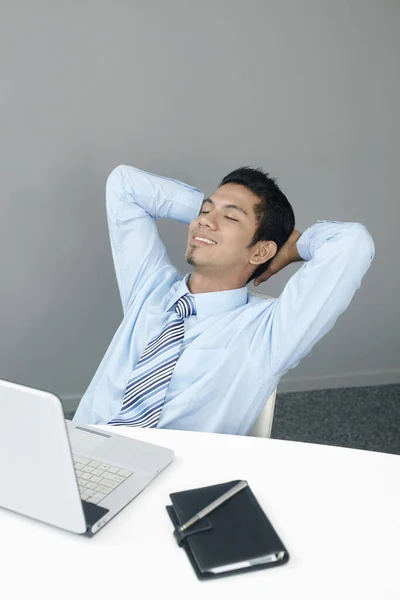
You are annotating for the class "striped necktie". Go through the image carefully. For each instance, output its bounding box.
[108,293,197,428]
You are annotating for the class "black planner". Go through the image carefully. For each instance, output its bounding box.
[166,480,289,580]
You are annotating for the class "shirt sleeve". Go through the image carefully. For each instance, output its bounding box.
[106,164,204,314]
[264,220,375,377]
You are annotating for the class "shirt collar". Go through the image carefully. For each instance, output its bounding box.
[166,273,248,321]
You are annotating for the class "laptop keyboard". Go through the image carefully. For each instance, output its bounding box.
[73,455,133,505]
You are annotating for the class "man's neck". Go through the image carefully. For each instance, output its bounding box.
[187,272,247,294]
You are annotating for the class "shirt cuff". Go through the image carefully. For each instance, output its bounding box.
[296,234,312,261]
[295,220,348,262]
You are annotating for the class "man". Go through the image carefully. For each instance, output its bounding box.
[73,164,374,434]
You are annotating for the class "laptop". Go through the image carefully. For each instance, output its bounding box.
[0,379,174,536]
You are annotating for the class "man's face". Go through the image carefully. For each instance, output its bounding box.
[185,183,261,280]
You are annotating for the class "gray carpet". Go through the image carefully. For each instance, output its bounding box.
[271,383,400,455]
[65,383,400,455]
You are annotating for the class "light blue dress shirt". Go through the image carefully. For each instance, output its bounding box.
[73,165,375,434]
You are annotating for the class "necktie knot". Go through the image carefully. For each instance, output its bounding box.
[175,293,197,319]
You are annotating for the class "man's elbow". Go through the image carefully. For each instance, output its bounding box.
[106,164,125,189]
[105,165,127,218]
[344,223,375,283]
[352,223,375,263]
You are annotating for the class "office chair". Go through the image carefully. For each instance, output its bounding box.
[247,388,277,438]
[246,290,277,438]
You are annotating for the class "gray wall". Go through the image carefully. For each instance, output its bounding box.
[1,0,399,413]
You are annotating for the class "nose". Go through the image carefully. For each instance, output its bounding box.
[198,211,217,230]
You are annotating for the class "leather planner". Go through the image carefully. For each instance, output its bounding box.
[166,479,289,580]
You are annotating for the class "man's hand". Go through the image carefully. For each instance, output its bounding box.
[254,229,304,286]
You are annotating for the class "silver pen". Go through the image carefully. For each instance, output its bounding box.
[178,480,248,532]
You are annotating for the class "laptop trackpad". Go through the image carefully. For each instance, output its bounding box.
[69,427,109,454]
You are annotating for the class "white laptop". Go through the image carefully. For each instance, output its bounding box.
[0,379,174,536]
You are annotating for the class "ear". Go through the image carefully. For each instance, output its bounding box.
[249,240,277,267]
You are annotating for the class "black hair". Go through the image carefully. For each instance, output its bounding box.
[218,166,295,285]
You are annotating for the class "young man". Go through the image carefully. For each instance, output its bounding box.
[73,164,374,434]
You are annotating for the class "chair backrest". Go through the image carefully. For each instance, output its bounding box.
[246,290,277,438]
[247,388,277,438]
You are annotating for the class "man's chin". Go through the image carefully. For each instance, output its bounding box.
[186,249,214,268]
[185,253,195,267]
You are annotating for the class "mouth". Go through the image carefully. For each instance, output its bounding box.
[192,235,217,246]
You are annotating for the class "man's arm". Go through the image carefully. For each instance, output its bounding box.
[252,220,375,377]
[106,164,204,315]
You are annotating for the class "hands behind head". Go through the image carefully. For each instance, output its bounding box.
[254,230,303,287]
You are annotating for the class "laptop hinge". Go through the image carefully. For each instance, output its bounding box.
[81,500,109,534]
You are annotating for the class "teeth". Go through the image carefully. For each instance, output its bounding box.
[195,237,215,244]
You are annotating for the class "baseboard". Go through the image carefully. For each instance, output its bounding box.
[278,369,400,393]
[60,369,400,411]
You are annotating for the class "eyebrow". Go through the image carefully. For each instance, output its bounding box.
[201,198,249,217]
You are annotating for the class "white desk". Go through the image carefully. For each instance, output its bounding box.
[1,427,400,600]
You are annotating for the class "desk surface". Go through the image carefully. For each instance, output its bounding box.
[1,427,400,600]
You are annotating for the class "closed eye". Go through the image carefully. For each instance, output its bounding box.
[199,211,238,222]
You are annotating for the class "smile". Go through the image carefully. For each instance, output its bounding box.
[192,236,217,245]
